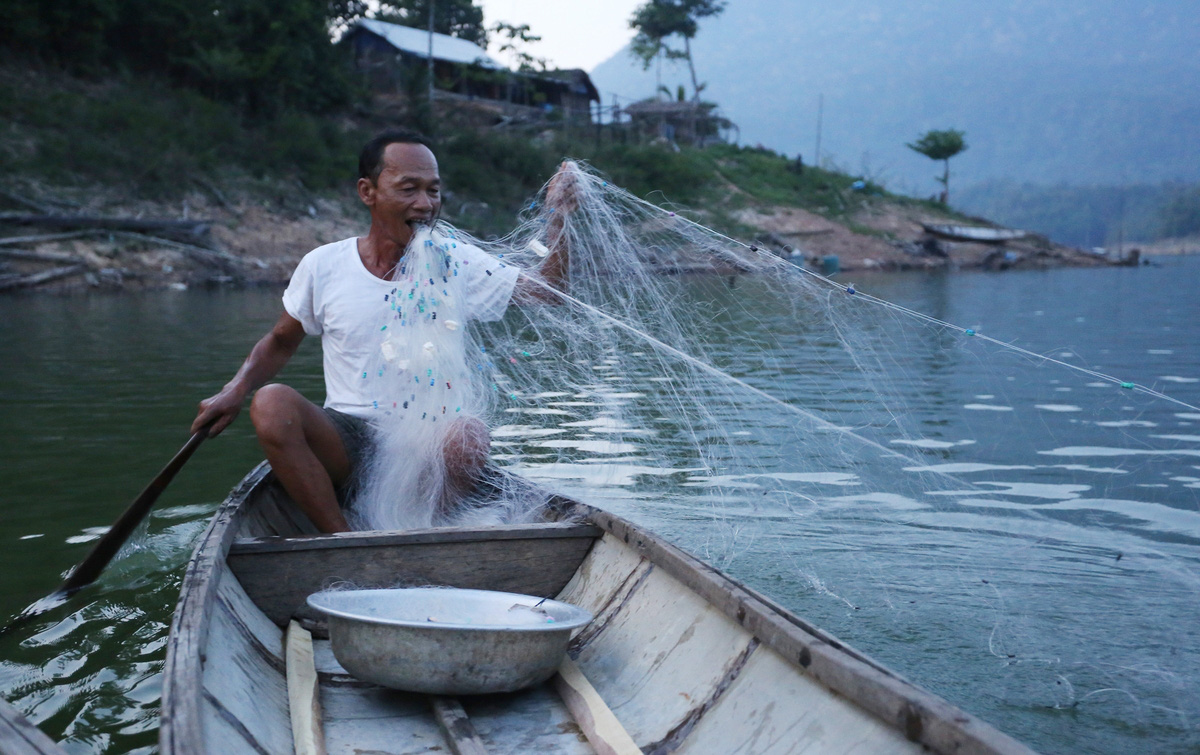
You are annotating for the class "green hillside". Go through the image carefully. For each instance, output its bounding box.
[0,61,926,240]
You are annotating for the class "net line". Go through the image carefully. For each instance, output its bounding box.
[586,171,1200,414]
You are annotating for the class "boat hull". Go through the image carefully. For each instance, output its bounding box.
[160,464,1037,754]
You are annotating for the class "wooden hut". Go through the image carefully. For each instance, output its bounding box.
[623,99,736,147]
[343,20,598,123]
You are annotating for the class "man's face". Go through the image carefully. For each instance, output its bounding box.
[359,142,442,248]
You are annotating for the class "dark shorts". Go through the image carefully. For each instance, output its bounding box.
[322,407,375,504]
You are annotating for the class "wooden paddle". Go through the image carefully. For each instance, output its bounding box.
[57,423,213,596]
[1,424,214,635]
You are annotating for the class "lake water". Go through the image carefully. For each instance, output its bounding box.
[1,256,1198,754]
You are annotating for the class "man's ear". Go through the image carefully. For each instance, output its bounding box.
[357,177,375,206]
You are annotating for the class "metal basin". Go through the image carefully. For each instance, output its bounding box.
[306,587,593,695]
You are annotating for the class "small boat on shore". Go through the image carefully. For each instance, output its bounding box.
[922,224,1028,243]
[148,463,1035,754]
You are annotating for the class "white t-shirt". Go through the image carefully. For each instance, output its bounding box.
[282,237,519,418]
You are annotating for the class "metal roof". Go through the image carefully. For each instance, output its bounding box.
[353,18,504,69]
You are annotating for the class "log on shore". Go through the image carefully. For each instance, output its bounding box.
[0,231,94,247]
[109,231,252,273]
[0,264,88,291]
[0,229,253,276]
[0,248,85,264]
[0,213,212,241]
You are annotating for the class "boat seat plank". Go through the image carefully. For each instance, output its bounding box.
[232,523,602,552]
[201,568,293,755]
[286,622,327,755]
[228,525,600,627]
[0,699,64,755]
[676,645,923,755]
[429,697,488,755]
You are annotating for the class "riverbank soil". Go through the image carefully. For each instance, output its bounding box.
[0,179,364,292]
[0,179,1121,294]
[733,199,1115,273]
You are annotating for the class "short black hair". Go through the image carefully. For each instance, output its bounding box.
[358,129,435,183]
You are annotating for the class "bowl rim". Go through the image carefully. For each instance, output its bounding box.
[306,586,594,632]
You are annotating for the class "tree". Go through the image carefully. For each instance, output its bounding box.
[907,129,967,204]
[490,22,547,72]
[374,0,487,47]
[629,0,724,103]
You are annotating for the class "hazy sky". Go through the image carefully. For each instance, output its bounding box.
[476,0,642,71]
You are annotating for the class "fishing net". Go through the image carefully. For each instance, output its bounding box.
[347,161,1200,750]
[351,162,964,531]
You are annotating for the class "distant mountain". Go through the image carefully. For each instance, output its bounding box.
[589,0,1200,197]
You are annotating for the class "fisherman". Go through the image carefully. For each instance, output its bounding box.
[192,130,575,533]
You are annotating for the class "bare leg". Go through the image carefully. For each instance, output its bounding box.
[439,416,492,515]
[250,384,352,533]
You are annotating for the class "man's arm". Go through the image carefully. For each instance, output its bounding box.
[513,161,579,305]
[191,312,307,437]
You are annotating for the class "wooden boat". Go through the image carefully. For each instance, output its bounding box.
[152,462,1036,754]
[3,463,1035,754]
[922,224,1027,243]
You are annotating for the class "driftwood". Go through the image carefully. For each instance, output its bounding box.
[0,264,88,291]
[0,229,256,273]
[0,188,81,215]
[0,213,211,241]
[0,248,84,264]
[109,231,257,272]
[0,231,93,247]
[192,177,236,213]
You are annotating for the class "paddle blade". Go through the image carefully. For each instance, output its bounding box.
[56,426,209,596]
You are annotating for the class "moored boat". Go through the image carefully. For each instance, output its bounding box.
[922,224,1028,243]
[154,462,1037,754]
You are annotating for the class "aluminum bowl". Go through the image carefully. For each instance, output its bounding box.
[306,587,593,695]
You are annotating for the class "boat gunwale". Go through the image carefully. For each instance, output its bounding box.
[0,697,66,755]
[159,461,272,755]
